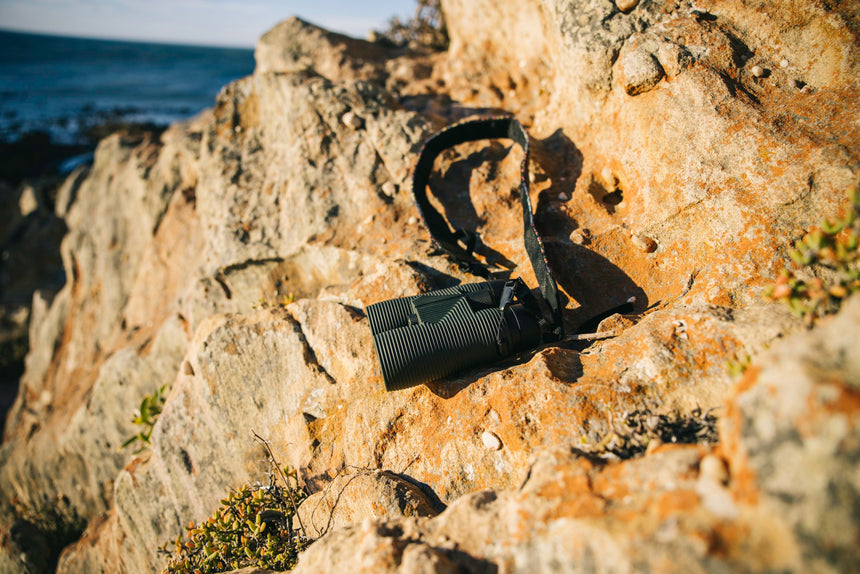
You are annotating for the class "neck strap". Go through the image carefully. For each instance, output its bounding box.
[412,117,563,340]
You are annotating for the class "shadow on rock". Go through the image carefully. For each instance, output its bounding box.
[554,242,649,332]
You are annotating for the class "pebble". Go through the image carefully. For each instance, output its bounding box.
[600,166,617,190]
[780,59,789,68]
[381,182,397,198]
[407,216,417,225]
[621,49,665,96]
[615,0,639,12]
[182,360,195,376]
[18,186,39,216]
[481,431,502,450]
[558,192,569,201]
[631,234,657,253]
[751,65,765,78]
[342,111,364,130]
[699,454,728,484]
[570,228,591,245]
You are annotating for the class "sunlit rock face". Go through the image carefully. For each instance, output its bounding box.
[1,2,858,572]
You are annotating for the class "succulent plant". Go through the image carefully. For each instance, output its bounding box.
[159,478,308,574]
[765,188,860,325]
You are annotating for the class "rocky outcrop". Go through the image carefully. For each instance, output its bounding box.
[1,2,858,573]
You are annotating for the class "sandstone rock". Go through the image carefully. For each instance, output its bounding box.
[255,17,400,82]
[1,2,858,573]
[619,47,665,95]
[297,470,438,538]
[721,294,860,570]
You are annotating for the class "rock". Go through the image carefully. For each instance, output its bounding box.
[297,471,439,538]
[615,0,639,13]
[481,431,502,450]
[721,294,860,570]
[342,110,364,130]
[630,233,657,253]
[569,227,590,245]
[254,17,400,83]
[1,2,859,573]
[619,48,665,95]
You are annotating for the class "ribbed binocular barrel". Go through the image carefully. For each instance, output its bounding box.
[366,282,541,391]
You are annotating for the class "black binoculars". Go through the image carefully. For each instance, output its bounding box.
[365,117,564,391]
[366,279,545,391]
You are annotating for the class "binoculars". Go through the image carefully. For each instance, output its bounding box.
[366,280,544,391]
[365,116,564,391]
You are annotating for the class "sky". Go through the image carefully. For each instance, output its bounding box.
[0,0,416,48]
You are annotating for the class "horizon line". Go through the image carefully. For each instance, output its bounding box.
[0,25,260,51]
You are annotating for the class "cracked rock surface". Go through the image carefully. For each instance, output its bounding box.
[0,2,858,573]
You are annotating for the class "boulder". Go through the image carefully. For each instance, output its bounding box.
[0,1,857,573]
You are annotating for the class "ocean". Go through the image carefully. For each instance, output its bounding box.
[0,29,255,144]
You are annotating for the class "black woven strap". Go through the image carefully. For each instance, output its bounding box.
[412,117,563,341]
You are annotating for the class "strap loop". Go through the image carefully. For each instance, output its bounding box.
[412,117,564,341]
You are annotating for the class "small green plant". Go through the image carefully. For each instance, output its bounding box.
[765,188,860,325]
[159,481,308,573]
[251,292,295,310]
[121,384,168,453]
[726,353,752,378]
[160,433,309,574]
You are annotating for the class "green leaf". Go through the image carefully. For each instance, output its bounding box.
[120,435,139,449]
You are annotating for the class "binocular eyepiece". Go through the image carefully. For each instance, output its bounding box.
[366,280,543,391]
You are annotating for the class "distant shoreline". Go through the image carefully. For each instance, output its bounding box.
[0,29,255,145]
[0,26,256,51]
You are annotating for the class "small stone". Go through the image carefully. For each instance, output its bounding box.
[182,360,195,376]
[751,65,765,78]
[600,166,617,190]
[407,216,417,225]
[656,42,692,76]
[342,111,364,130]
[695,475,739,519]
[620,49,665,96]
[18,185,39,216]
[558,192,569,201]
[791,79,806,90]
[780,59,789,68]
[381,182,397,198]
[570,228,591,245]
[699,454,728,484]
[615,0,639,13]
[631,234,657,253]
[481,431,502,450]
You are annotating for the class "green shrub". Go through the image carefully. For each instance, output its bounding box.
[159,478,308,574]
[765,188,860,325]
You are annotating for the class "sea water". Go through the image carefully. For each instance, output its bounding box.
[0,29,255,143]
